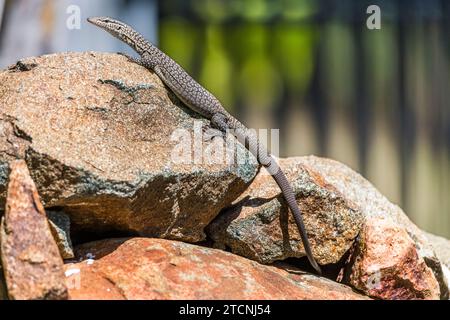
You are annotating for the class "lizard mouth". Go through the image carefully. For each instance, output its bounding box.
[87,17,114,27]
[87,17,99,24]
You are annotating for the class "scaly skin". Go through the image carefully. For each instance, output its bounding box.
[87,16,322,275]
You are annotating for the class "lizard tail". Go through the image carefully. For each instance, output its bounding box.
[271,166,322,275]
[233,125,322,275]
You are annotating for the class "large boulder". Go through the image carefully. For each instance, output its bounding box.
[64,237,369,300]
[207,157,363,265]
[0,52,258,242]
[0,160,67,300]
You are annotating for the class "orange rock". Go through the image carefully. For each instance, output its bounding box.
[65,237,369,300]
[347,218,440,300]
[0,160,67,300]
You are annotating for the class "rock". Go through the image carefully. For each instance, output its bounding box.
[0,52,258,242]
[0,160,67,300]
[274,262,369,300]
[424,232,450,269]
[64,237,369,300]
[207,157,363,265]
[345,217,440,300]
[298,156,443,300]
[423,232,450,298]
[47,211,74,259]
[0,266,7,300]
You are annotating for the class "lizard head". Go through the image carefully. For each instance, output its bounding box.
[87,17,151,56]
[87,16,130,38]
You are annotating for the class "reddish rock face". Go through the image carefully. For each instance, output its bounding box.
[347,218,440,300]
[64,238,368,300]
[0,160,67,300]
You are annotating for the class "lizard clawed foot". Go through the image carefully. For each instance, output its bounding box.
[202,126,225,142]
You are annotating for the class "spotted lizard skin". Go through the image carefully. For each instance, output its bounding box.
[88,16,321,274]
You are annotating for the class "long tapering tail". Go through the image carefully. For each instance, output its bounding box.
[271,167,322,274]
[233,125,322,275]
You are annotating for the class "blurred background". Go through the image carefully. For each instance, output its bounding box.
[0,0,449,238]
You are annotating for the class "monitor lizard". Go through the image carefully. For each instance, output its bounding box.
[87,16,322,275]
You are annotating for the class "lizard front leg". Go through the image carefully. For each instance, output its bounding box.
[203,113,227,142]
[210,113,229,132]
[202,126,224,142]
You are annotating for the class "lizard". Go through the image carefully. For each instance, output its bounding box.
[87,16,322,275]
